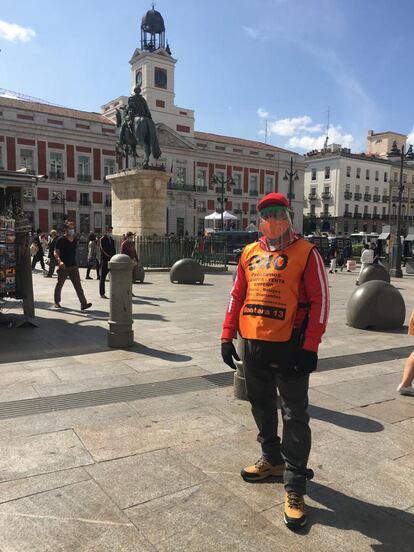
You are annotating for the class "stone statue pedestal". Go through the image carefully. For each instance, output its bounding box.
[107,169,170,236]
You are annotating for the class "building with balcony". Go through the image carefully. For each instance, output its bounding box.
[0,7,306,236]
[304,137,414,235]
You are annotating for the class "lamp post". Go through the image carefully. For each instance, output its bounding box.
[283,156,299,207]
[387,141,414,278]
[211,173,234,230]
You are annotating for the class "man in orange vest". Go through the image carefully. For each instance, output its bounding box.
[221,192,329,529]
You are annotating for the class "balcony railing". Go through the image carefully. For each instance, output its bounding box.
[77,174,91,182]
[51,197,65,204]
[364,194,372,201]
[344,192,352,200]
[382,195,389,202]
[196,185,207,193]
[321,192,332,200]
[373,214,381,219]
[23,196,35,203]
[79,199,91,206]
[167,182,196,191]
[249,190,259,197]
[354,212,362,218]
[233,188,243,195]
[343,211,353,218]
[215,186,224,193]
[354,193,362,200]
[197,206,206,213]
[363,213,371,219]
[49,170,65,180]
[373,195,380,202]
[308,193,318,200]
[233,209,242,214]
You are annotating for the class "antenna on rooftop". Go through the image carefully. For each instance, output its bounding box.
[324,106,330,150]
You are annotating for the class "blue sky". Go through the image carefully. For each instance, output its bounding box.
[1,0,414,152]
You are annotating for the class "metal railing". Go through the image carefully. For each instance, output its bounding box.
[382,195,389,202]
[344,192,352,199]
[132,236,227,270]
[77,174,91,182]
[354,193,362,200]
[196,186,207,193]
[321,192,332,200]
[23,196,35,203]
[79,199,91,206]
[233,188,243,195]
[364,194,372,201]
[197,206,206,212]
[373,195,380,202]
[49,171,65,180]
[308,193,318,200]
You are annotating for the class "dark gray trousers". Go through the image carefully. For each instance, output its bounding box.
[244,339,311,495]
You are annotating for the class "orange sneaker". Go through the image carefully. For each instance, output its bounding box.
[241,458,285,481]
[284,491,307,528]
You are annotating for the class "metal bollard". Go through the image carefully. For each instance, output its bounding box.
[107,254,134,348]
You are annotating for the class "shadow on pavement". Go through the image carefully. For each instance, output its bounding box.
[309,405,384,433]
[0,313,190,364]
[304,481,414,551]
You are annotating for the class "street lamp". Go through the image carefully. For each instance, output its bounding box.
[387,140,414,277]
[211,173,234,230]
[283,156,299,207]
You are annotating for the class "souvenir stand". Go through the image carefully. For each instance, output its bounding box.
[0,170,35,326]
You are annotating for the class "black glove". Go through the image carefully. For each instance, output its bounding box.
[296,349,318,374]
[221,341,240,370]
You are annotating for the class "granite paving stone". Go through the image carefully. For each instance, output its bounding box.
[0,479,155,552]
[356,397,414,423]
[87,448,207,509]
[75,407,246,462]
[0,430,93,482]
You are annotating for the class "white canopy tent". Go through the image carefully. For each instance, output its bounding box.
[204,211,237,221]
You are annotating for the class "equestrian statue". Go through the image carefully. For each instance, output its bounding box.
[116,85,162,169]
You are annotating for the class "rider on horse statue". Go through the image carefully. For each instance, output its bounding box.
[116,85,162,168]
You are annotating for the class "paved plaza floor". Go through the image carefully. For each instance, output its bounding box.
[0,266,414,551]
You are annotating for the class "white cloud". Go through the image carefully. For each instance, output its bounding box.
[407,127,414,145]
[257,108,269,119]
[267,115,322,137]
[288,125,354,150]
[0,20,36,43]
[242,26,259,39]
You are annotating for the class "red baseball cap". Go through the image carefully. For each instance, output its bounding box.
[257,192,289,212]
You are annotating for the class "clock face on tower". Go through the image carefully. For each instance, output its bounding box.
[135,70,142,86]
[154,67,167,89]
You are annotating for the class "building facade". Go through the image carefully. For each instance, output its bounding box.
[304,137,414,236]
[0,96,117,233]
[0,7,306,235]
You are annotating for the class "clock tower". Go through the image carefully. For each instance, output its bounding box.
[129,7,194,137]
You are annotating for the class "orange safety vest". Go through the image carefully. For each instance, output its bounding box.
[238,238,314,342]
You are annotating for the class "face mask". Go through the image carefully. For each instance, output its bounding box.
[259,206,295,249]
[68,229,75,236]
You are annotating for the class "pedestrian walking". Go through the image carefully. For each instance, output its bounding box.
[371,241,379,264]
[340,243,352,272]
[328,243,337,273]
[397,352,414,396]
[31,229,46,271]
[53,221,92,310]
[46,230,58,277]
[356,243,374,285]
[120,232,139,281]
[221,192,329,529]
[99,226,116,298]
[85,233,100,280]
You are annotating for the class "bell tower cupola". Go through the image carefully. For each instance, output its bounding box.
[141,4,167,52]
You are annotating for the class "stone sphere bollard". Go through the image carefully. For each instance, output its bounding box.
[347,280,405,330]
[359,263,390,284]
[108,254,134,348]
[170,258,205,284]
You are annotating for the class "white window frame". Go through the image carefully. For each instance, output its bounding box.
[77,156,90,176]
[265,175,274,194]
[19,148,35,172]
[103,158,115,177]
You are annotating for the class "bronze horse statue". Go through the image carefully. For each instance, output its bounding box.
[116,86,162,169]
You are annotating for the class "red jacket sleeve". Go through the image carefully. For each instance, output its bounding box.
[294,247,330,352]
[221,262,247,340]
